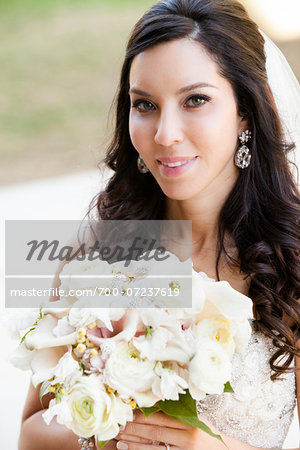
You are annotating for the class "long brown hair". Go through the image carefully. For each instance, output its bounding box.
[91,0,300,378]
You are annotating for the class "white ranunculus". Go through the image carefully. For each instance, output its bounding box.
[189,338,232,400]
[104,341,159,407]
[152,363,188,400]
[194,318,235,357]
[44,374,133,441]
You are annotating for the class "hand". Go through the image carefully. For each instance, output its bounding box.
[115,410,225,450]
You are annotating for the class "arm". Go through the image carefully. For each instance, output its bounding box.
[19,376,118,450]
[19,234,117,450]
[19,382,80,450]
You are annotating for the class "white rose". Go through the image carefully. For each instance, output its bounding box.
[43,374,132,441]
[189,338,232,400]
[104,341,159,407]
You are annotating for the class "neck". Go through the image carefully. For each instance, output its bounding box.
[165,173,238,254]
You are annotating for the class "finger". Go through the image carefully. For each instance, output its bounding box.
[116,442,179,450]
[134,411,188,430]
[116,433,152,444]
[119,422,186,447]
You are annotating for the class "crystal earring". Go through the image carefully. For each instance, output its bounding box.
[235,129,252,169]
[137,154,149,174]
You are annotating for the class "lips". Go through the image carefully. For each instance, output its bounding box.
[157,156,198,177]
[157,156,197,164]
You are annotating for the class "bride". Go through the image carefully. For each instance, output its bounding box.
[19,0,299,449]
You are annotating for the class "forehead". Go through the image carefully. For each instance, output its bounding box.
[129,38,225,91]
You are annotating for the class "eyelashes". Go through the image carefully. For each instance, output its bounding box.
[132,99,155,112]
[131,94,211,113]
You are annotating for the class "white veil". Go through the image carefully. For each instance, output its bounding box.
[261,30,300,183]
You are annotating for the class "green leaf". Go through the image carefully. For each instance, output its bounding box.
[55,391,62,402]
[157,391,225,444]
[97,440,108,448]
[224,381,234,393]
[39,380,51,407]
[140,406,160,418]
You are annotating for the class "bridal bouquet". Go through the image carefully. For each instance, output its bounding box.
[8,252,253,448]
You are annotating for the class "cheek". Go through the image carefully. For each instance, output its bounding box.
[188,103,239,161]
[129,114,153,154]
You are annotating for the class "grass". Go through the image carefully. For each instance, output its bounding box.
[1,0,299,186]
[0,0,153,185]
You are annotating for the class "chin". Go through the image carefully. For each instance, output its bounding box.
[161,186,201,201]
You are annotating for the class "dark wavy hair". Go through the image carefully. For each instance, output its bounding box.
[91,0,300,378]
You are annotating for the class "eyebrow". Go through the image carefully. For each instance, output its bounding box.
[129,82,218,98]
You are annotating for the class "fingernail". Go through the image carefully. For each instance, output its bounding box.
[119,425,126,431]
[116,443,128,450]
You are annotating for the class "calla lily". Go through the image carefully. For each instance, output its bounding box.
[31,346,68,387]
[200,280,253,322]
[24,315,77,350]
[9,343,36,370]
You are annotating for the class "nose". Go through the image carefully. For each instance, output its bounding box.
[154,108,184,147]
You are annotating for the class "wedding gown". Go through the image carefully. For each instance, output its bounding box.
[197,321,296,449]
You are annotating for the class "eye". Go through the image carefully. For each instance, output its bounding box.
[131,99,156,113]
[185,94,210,108]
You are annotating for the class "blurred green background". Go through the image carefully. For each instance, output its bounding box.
[1,0,299,186]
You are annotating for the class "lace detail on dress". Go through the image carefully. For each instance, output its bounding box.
[197,324,296,449]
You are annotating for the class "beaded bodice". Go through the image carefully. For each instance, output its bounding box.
[197,323,296,449]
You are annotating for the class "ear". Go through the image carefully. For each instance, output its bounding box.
[239,116,251,134]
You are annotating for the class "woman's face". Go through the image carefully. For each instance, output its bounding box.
[129,38,246,201]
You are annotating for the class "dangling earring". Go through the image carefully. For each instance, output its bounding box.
[235,129,252,169]
[137,154,149,174]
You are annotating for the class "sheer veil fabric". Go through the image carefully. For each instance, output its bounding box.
[262,31,300,182]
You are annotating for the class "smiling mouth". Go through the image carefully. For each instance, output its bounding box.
[158,157,198,168]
